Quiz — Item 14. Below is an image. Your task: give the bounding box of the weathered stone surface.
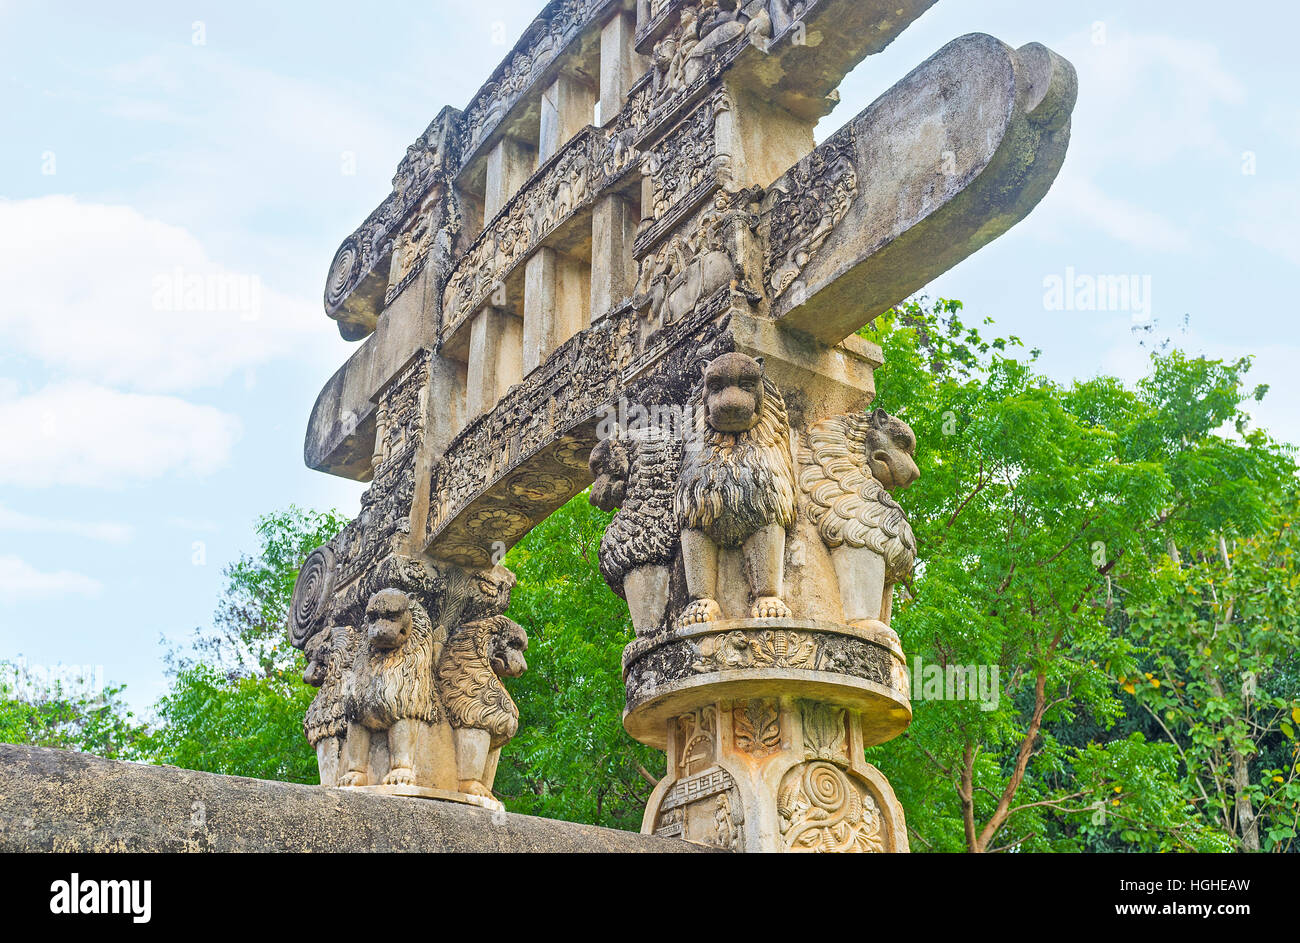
[768,33,1078,344]
[622,618,910,746]
[293,0,1077,853]
[637,700,910,852]
[0,745,711,853]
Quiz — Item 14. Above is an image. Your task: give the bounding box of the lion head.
[859,409,919,492]
[676,353,796,546]
[800,410,919,581]
[364,589,415,651]
[437,615,529,748]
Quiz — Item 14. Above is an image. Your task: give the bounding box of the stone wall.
[0,745,712,854]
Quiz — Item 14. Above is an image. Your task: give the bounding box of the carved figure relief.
[589,427,681,635]
[654,763,744,849]
[436,613,529,797]
[302,623,361,786]
[764,125,859,296]
[799,409,919,638]
[633,194,759,341]
[325,112,458,333]
[637,90,733,253]
[340,589,443,787]
[443,124,639,332]
[676,353,796,623]
[691,629,817,672]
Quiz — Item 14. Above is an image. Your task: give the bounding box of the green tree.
[0,661,144,759]
[168,505,349,680]
[142,505,347,781]
[144,663,319,782]
[496,496,665,830]
[862,299,1291,852]
[1125,485,1300,851]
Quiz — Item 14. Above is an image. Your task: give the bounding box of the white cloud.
[1062,30,1246,171]
[0,381,241,488]
[1048,29,1248,254]
[0,555,103,603]
[0,505,132,542]
[0,196,328,393]
[1230,181,1300,267]
[1051,176,1192,253]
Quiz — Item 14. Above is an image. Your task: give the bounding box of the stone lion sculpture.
[589,427,681,635]
[339,588,442,787]
[676,352,797,623]
[436,614,529,797]
[799,409,919,641]
[302,623,360,786]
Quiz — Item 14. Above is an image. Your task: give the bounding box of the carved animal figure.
[302,623,361,786]
[436,614,529,797]
[590,427,681,635]
[676,352,796,623]
[799,410,919,641]
[339,589,442,787]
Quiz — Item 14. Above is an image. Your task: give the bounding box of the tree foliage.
[862,298,1297,852]
[495,497,665,829]
[6,300,1294,852]
[140,505,348,781]
[0,662,144,759]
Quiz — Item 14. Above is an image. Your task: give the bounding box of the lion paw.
[681,599,723,625]
[459,779,495,798]
[751,597,791,620]
[383,767,417,787]
[848,619,901,651]
[338,770,369,787]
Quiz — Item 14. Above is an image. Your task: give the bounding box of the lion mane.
[676,375,797,547]
[436,615,522,749]
[599,429,681,595]
[303,625,361,746]
[344,597,440,731]
[799,414,917,583]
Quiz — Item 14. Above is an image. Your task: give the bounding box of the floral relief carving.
[733,699,781,756]
[800,700,847,764]
[778,761,886,853]
[764,124,859,296]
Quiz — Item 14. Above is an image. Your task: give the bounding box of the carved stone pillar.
[466,307,523,418]
[539,73,596,164]
[485,137,536,221]
[632,693,910,852]
[591,193,639,319]
[596,344,922,852]
[599,8,643,123]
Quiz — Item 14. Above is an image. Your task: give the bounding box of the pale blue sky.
[2,1,1297,713]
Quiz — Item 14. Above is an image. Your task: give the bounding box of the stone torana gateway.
[290,0,1077,851]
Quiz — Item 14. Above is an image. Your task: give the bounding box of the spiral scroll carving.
[325,241,360,309]
[290,546,336,647]
[777,761,885,853]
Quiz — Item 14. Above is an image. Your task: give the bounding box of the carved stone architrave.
[636,88,734,257]
[424,295,736,567]
[455,0,615,163]
[302,0,1076,853]
[324,111,460,336]
[442,124,642,334]
[764,123,859,298]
